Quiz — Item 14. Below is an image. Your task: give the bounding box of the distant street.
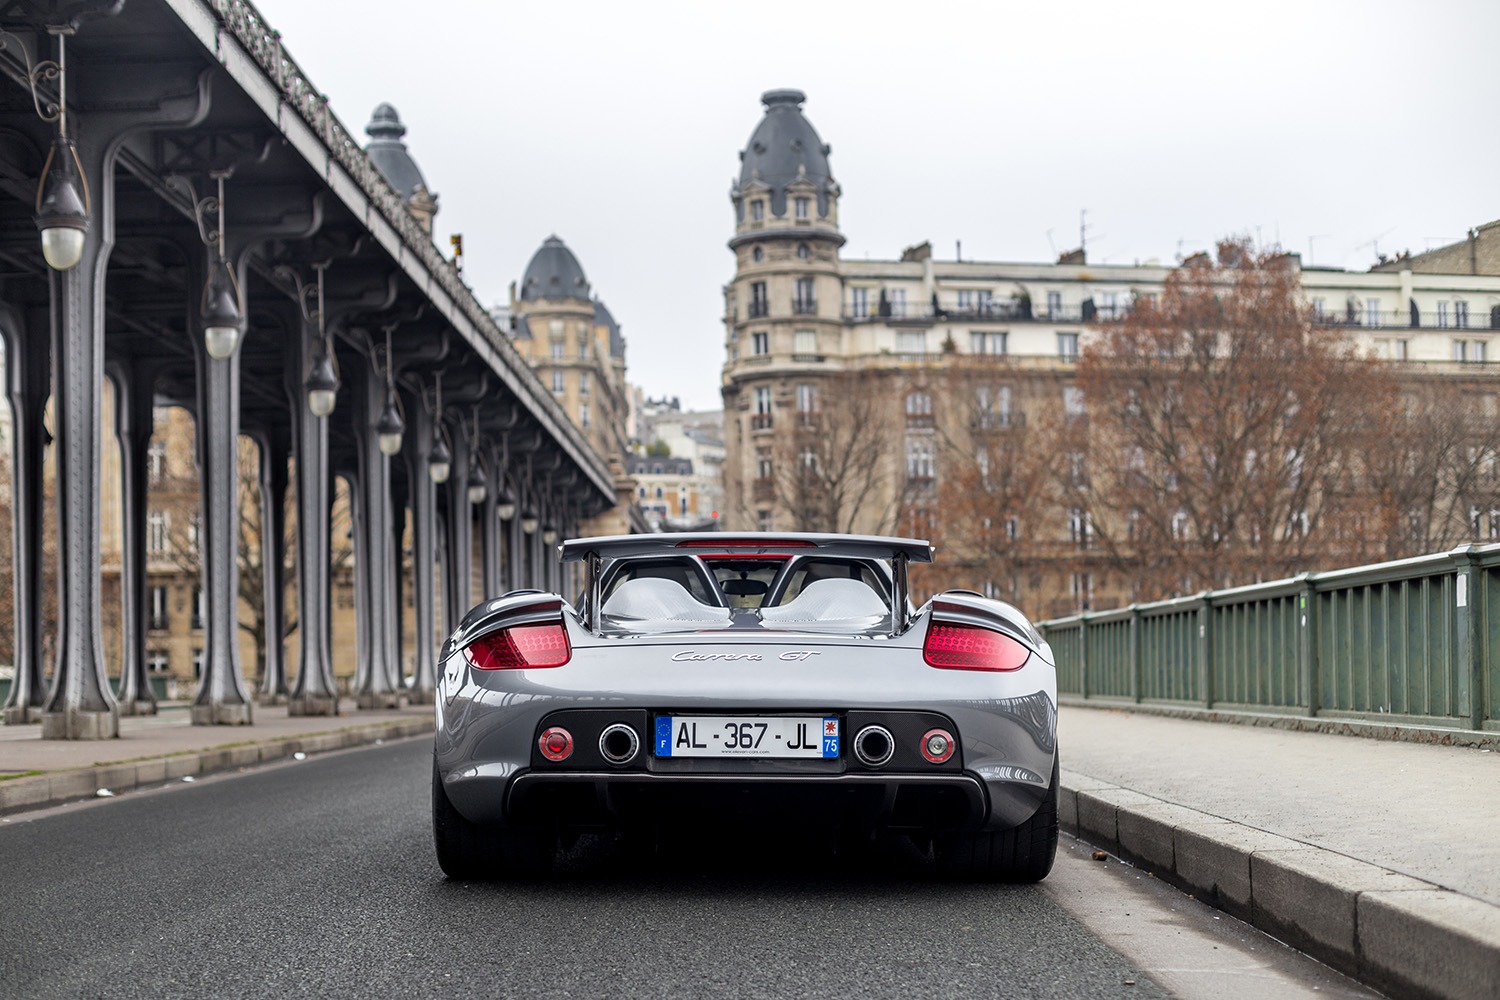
[0,740,1373,1000]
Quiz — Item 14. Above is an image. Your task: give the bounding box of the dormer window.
[795,197,810,220]
[752,246,764,263]
[751,200,765,222]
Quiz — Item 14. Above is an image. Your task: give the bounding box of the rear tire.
[936,756,1059,883]
[432,759,554,880]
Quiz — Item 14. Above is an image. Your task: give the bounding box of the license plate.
[654,716,839,758]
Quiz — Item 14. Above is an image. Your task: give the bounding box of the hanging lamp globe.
[375,391,405,456]
[305,347,339,417]
[35,138,88,272]
[201,267,244,360]
[428,429,452,484]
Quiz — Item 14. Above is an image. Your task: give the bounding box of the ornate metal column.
[284,266,338,716]
[479,438,501,598]
[351,358,399,710]
[390,474,408,693]
[0,303,49,725]
[404,390,437,702]
[255,428,290,704]
[443,424,472,633]
[109,357,158,716]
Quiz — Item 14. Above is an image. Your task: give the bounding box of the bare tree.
[1072,239,1395,599]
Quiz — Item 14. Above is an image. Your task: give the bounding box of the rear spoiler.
[560,532,933,564]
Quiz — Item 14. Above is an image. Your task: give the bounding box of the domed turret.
[732,89,839,222]
[594,297,625,359]
[364,103,438,232]
[521,235,591,302]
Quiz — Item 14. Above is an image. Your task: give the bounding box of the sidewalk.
[1059,706,1499,1000]
[0,702,434,812]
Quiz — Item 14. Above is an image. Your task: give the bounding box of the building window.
[578,371,590,397]
[1099,292,1119,320]
[850,287,869,317]
[187,514,200,556]
[794,278,815,314]
[1064,386,1086,420]
[749,281,768,318]
[751,331,769,355]
[638,486,647,499]
[1437,301,1451,328]
[897,330,926,355]
[970,331,1007,355]
[757,510,773,532]
[655,486,664,499]
[680,494,689,515]
[1389,338,1409,361]
[191,586,204,630]
[905,391,932,417]
[794,196,809,220]
[192,648,204,680]
[756,449,773,480]
[1456,300,1470,329]
[754,386,772,415]
[149,586,168,630]
[1365,298,1382,327]
[147,649,169,673]
[1071,572,1094,610]
[148,510,169,555]
[580,403,590,428]
[888,288,907,318]
[796,383,817,415]
[1046,290,1062,319]
[148,441,166,484]
[552,371,565,394]
[752,245,763,263]
[793,330,816,356]
[1057,332,1080,361]
[550,341,564,360]
[549,319,563,338]
[1454,340,1488,363]
[750,200,764,222]
[905,438,934,480]
[797,243,810,259]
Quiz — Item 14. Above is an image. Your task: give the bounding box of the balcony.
[792,299,817,315]
[747,301,770,319]
[844,302,1088,324]
[1312,306,1498,331]
[148,615,169,631]
[751,413,774,431]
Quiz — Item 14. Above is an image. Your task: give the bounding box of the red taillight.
[921,728,956,764]
[923,621,1030,671]
[538,727,573,761]
[465,623,571,670]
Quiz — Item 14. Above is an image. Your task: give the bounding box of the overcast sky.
[250,0,1500,411]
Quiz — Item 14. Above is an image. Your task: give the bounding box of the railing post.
[1450,544,1481,730]
[1129,606,1142,703]
[1078,613,1090,700]
[1197,592,1214,710]
[1297,573,1319,718]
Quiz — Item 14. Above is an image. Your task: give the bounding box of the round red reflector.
[538,727,573,762]
[921,728,956,764]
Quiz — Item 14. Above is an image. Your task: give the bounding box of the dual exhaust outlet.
[854,724,957,767]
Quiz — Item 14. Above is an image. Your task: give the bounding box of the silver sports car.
[432,532,1059,881]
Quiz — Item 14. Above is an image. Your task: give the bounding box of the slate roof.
[733,89,836,218]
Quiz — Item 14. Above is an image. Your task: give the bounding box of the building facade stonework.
[720,89,1500,617]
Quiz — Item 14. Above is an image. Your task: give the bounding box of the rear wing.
[561,532,932,636]
[559,532,933,564]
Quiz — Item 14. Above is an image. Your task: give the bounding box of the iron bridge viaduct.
[0,0,617,738]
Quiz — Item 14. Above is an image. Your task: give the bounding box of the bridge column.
[42,148,118,740]
[110,358,158,716]
[480,440,501,599]
[404,393,437,702]
[443,426,473,630]
[390,475,408,693]
[287,314,339,716]
[1,303,49,725]
[191,250,252,726]
[352,360,399,710]
[256,430,290,704]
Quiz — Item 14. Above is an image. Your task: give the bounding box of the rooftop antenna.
[1355,227,1396,263]
[1045,228,1057,257]
[1307,235,1331,265]
[1079,209,1090,256]
[956,239,962,262]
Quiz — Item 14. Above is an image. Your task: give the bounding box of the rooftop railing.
[1038,544,1500,732]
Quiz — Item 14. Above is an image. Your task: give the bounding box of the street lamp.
[542,525,558,546]
[465,406,486,504]
[304,264,338,416]
[375,323,404,456]
[169,170,245,360]
[521,511,539,535]
[5,27,92,270]
[496,489,516,521]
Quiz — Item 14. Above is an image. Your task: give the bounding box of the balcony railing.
[750,414,773,431]
[1313,307,1499,331]
[792,299,817,315]
[748,301,770,319]
[845,304,1088,324]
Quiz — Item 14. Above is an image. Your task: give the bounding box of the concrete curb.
[1061,769,1500,1000]
[0,717,435,816]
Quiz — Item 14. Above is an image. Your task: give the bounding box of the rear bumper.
[445,768,1024,835]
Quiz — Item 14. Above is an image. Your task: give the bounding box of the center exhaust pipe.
[599,723,640,766]
[852,725,895,768]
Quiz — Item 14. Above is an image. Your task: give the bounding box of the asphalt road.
[0,739,1374,1000]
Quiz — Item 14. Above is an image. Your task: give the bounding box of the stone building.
[508,236,644,536]
[720,89,1500,617]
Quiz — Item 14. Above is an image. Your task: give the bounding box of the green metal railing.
[1039,544,1498,732]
